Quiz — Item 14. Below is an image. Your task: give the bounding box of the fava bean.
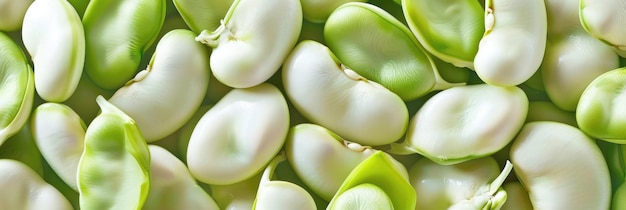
[473,0,547,86]
[325,2,458,101]
[82,0,166,90]
[252,154,316,210]
[187,83,289,185]
[510,121,611,209]
[327,151,415,210]
[22,0,85,102]
[195,0,302,88]
[285,123,374,201]
[77,96,151,210]
[109,29,210,142]
[283,40,408,146]
[0,32,34,146]
[392,84,527,165]
[402,0,484,68]
[31,103,85,191]
[577,67,626,143]
[580,0,626,54]
[408,157,511,210]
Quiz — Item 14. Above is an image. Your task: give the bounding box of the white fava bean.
[0,0,33,31]
[253,155,316,210]
[282,40,408,146]
[408,157,511,210]
[285,123,375,201]
[143,145,220,210]
[109,29,210,142]
[22,0,84,102]
[510,121,611,209]
[394,84,527,165]
[473,0,547,86]
[195,0,302,88]
[187,83,289,185]
[580,0,626,52]
[541,31,619,111]
[31,103,85,191]
[0,159,72,210]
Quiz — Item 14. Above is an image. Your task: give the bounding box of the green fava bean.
[402,0,484,68]
[195,0,302,88]
[327,151,415,210]
[82,0,166,90]
[577,67,626,143]
[325,2,458,101]
[77,95,151,210]
[31,103,85,191]
[22,0,85,102]
[0,32,35,146]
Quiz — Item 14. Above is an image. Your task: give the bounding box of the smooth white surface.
[282,40,408,146]
[186,83,289,185]
[22,0,84,102]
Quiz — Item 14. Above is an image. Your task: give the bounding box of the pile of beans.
[0,0,625,209]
